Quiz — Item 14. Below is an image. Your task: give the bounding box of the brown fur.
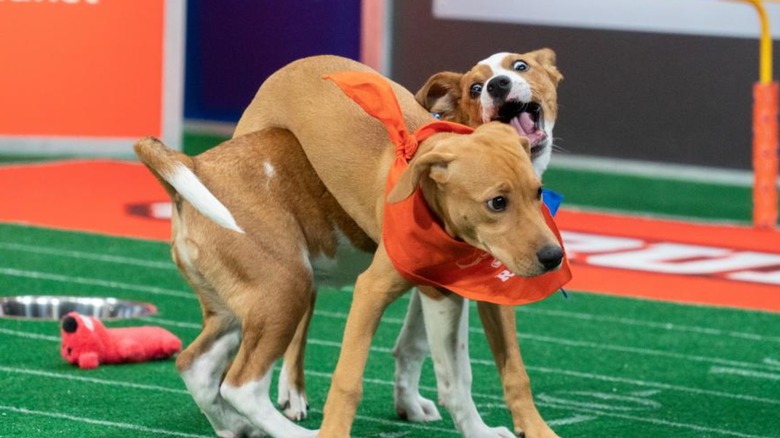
[415,48,562,127]
[137,54,563,438]
[232,55,560,437]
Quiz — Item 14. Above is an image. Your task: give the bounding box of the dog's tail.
[133,137,243,233]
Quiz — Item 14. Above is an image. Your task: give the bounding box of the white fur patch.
[478,53,532,123]
[221,370,317,437]
[263,161,275,178]
[479,52,511,69]
[180,331,253,437]
[393,292,442,422]
[419,294,513,436]
[277,364,308,421]
[165,164,244,233]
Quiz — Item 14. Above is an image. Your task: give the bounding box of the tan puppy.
[230,55,562,437]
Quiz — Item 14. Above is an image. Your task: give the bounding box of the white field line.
[534,401,776,438]
[710,367,780,381]
[141,316,780,407]
[0,327,60,342]
[517,333,778,372]
[0,267,195,300]
[6,236,778,343]
[1,334,774,438]
[7,311,778,408]
[545,414,597,427]
[293,370,780,438]
[0,404,212,438]
[526,366,780,407]
[0,362,762,438]
[0,366,189,394]
[0,365,459,436]
[313,310,780,372]
[0,241,176,270]
[516,306,780,344]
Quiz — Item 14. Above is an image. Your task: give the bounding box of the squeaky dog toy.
[60,311,182,369]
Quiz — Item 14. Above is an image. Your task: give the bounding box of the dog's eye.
[512,60,529,72]
[537,187,543,200]
[469,83,483,99]
[486,196,507,212]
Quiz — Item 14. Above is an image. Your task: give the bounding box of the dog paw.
[279,391,309,421]
[210,405,266,438]
[395,394,442,422]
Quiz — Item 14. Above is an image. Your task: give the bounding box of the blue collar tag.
[543,189,568,300]
[542,188,563,216]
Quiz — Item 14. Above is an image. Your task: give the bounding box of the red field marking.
[1,161,778,313]
[0,160,170,241]
[554,210,780,312]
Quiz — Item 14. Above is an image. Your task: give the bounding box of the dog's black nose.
[487,75,512,100]
[536,245,563,271]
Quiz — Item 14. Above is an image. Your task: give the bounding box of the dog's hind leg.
[392,289,442,422]
[478,302,560,438]
[220,275,317,438]
[278,289,316,421]
[177,314,261,438]
[419,288,515,438]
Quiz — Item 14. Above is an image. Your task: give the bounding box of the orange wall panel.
[0,1,164,138]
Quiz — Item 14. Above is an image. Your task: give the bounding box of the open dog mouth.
[494,101,547,156]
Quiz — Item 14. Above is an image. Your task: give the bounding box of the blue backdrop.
[184,0,362,122]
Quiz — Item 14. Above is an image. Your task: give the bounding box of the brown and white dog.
[390,49,564,437]
[415,49,562,177]
[136,55,563,438]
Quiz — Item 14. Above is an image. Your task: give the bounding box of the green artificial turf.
[1,223,779,437]
[0,131,777,437]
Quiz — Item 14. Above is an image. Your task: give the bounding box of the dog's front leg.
[477,302,560,438]
[392,289,442,422]
[320,245,410,437]
[419,288,515,438]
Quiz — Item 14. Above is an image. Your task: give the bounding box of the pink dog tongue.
[510,112,545,146]
[510,112,535,135]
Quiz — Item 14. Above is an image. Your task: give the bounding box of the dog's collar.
[324,71,571,306]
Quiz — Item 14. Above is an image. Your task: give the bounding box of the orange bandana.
[325,72,571,305]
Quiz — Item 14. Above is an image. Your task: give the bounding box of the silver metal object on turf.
[0,296,156,320]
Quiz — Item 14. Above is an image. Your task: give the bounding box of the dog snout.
[486,75,511,100]
[536,245,563,272]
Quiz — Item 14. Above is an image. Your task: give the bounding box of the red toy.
[60,311,182,369]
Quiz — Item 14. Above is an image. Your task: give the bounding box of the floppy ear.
[529,48,563,86]
[387,151,456,203]
[415,72,464,118]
